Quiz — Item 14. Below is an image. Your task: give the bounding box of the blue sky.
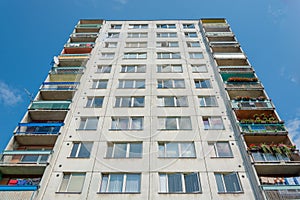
[0,0,300,150]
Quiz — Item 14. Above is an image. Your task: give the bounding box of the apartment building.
[0,19,299,200]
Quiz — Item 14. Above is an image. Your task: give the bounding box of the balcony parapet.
[41,82,79,91]
[50,67,85,75]
[239,123,287,134]
[70,32,98,38]
[205,32,234,37]
[0,150,52,165]
[29,101,71,110]
[231,100,273,110]
[64,42,95,48]
[15,122,63,135]
[75,24,102,29]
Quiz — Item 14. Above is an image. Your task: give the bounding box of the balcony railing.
[225,82,263,89]
[209,41,239,46]
[262,185,300,200]
[214,53,246,59]
[58,54,90,59]
[29,101,71,110]
[0,178,41,191]
[240,123,287,134]
[64,42,94,48]
[205,32,234,37]
[76,24,101,29]
[231,100,273,110]
[251,151,292,162]
[50,67,85,74]
[0,150,52,165]
[70,33,98,38]
[41,82,79,91]
[15,122,63,135]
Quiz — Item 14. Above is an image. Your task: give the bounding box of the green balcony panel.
[221,72,256,82]
[240,123,287,133]
[29,101,71,110]
[76,24,102,28]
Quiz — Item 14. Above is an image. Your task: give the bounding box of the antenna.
[24,88,34,102]
[53,56,59,65]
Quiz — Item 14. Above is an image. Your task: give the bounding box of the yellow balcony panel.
[201,18,226,24]
[49,74,82,82]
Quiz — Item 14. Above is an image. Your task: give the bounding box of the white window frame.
[208,141,233,158]
[128,24,148,29]
[92,79,108,89]
[118,79,145,89]
[191,65,207,73]
[115,96,145,107]
[156,41,179,48]
[159,172,201,193]
[157,52,181,59]
[125,42,147,48]
[121,65,146,73]
[107,33,119,38]
[185,32,198,38]
[195,79,211,88]
[78,117,99,130]
[157,32,177,38]
[97,65,111,73]
[157,24,176,29]
[106,142,143,158]
[101,53,115,59]
[69,142,93,158]
[100,173,141,193]
[157,96,188,107]
[105,42,117,48]
[158,117,192,130]
[183,24,195,29]
[203,116,224,130]
[198,96,218,107]
[59,173,86,193]
[111,117,144,130]
[189,52,203,59]
[187,41,200,47]
[157,79,185,89]
[157,64,182,73]
[110,24,122,29]
[86,96,104,108]
[127,32,148,38]
[124,52,147,59]
[214,172,243,193]
[158,142,196,158]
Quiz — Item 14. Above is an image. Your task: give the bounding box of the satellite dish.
[53,56,59,65]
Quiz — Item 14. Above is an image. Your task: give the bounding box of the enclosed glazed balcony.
[262,185,300,200]
[70,33,98,42]
[231,100,273,110]
[211,46,242,53]
[216,58,249,66]
[40,82,79,100]
[236,110,281,124]
[209,41,239,47]
[75,24,102,33]
[240,123,287,135]
[50,66,85,74]
[221,72,256,82]
[227,90,266,101]
[63,42,94,54]
[15,122,63,135]
[58,54,89,66]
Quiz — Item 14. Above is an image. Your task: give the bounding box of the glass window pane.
[98,81,108,89]
[215,174,225,192]
[176,96,188,107]
[70,143,79,157]
[252,152,265,162]
[164,97,175,107]
[129,143,142,158]
[119,118,129,129]
[185,173,200,193]
[164,80,173,88]
[180,143,195,157]
[94,98,103,107]
[121,97,131,107]
[132,118,143,130]
[179,117,192,130]
[136,80,145,88]
[106,144,113,158]
[159,174,167,193]
[60,174,70,192]
[68,173,85,192]
[224,173,242,192]
[166,143,179,157]
[133,97,144,107]
[168,173,182,192]
[209,117,224,129]
[125,174,140,192]
[174,80,185,88]
[124,80,134,88]
[108,174,123,192]
[86,117,98,129]
[21,155,39,163]
[78,142,92,158]
[158,144,165,157]
[113,143,127,158]
[165,118,177,130]
[216,142,233,157]
[100,175,108,192]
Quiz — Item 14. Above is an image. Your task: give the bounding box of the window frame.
[194,79,212,88]
[115,96,145,107]
[110,24,122,29]
[118,79,145,89]
[58,172,86,193]
[198,96,218,107]
[157,52,181,59]
[157,96,188,107]
[189,52,204,59]
[105,42,117,48]
[157,24,176,29]
[158,117,192,130]
[100,173,141,193]
[125,42,147,48]
[156,41,179,48]
[202,116,224,130]
[69,142,93,158]
[128,24,148,29]
[209,141,233,158]
[97,65,112,73]
[107,32,120,38]
[191,65,207,73]
[78,117,99,130]
[157,32,177,38]
[124,52,147,59]
[121,65,146,73]
[106,142,143,158]
[127,32,148,38]
[187,41,200,47]
[214,172,243,193]
[86,96,104,108]
[157,79,185,89]
[101,53,115,59]
[158,142,196,158]
[183,24,195,29]
[185,32,198,38]
[157,64,182,73]
[111,116,144,130]
[92,79,108,89]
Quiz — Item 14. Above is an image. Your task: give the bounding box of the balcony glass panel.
[64,42,94,48]
[225,82,263,89]
[29,101,70,110]
[76,24,101,28]
[240,123,286,133]
[41,82,79,91]
[16,122,63,135]
[251,152,290,162]
[231,100,273,109]
[50,67,85,74]
[0,150,52,165]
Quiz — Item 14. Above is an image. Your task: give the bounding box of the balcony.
[63,42,94,54]
[225,81,263,90]
[214,52,246,59]
[0,176,41,191]
[205,32,234,37]
[202,23,229,28]
[201,19,226,24]
[240,123,287,135]
[75,24,101,33]
[262,185,300,200]
[212,46,242,53]
[219,67,254,73]
[231,100,273,110]
[40,82,79,100]
[207,36,236,42]
[221,72,256,82]
[58,54,89,66]
[216,58,249,66]
[227,90,266,100]
[50,67,85,74]
[0,150,51,175]
[28,101,70,121]
[209,41,239,47]
[70,33,98,42]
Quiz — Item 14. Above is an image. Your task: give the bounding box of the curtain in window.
[125,174,140,192]
[168,173,182,192]
[108,174,123,192]
[176,96,187,106]
[209,117,224,129]
[166,118,177,130]
[174,80,184,88]
[159,174,167,192]
[179,117,192,130]
[132,118,143,130]
[216,142,232,157]
[184,173,200,193]
[67,173,85,192]
[85,118,98,129]
[119,118,129,129]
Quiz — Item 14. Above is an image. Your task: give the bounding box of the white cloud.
[0,81,22,106]
[286,118,300,147]
[114,0,128,5]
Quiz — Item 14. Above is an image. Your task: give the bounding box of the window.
[198,96,218,107]
[159,173,201,193]
[157,96,188,107]
[183,24,195,29]
[127,32,147,38]
[187,41,200,47]
[124,52,147,59]
[59,173,85,193]
[128,24,148,29]
[100,173,141,193]
[158,142,196,158]
[214,172,242,193]
[157,79,185,89]
[251,152,289,162]
[106,142,142,158]
[111,117,143,130]
[86,97,104,108]
[157,64,182,73]
[157,32,177,38]
[111,24,122,29]
[107,33,119,38]
[191,65,207,73]
[115,96,144,107]
[21,151,48,164]
[203,116,224,130]
[97,65,111,73]
[125,42,147,48]
[101,53,115,59]
[158,117,192,130]
[185,32,198,38]
[105,42,117,48]
[78,117,99,130]
[92,80,108,89]
[118,80,145,89]
[208,142,233,157]
[189,52,203,59]
[121,65,146,73]
[157,24,176,29]
[70,142,93,158]
[156,41,179,47]
[195,79,211,88]
[157,52,181,59]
